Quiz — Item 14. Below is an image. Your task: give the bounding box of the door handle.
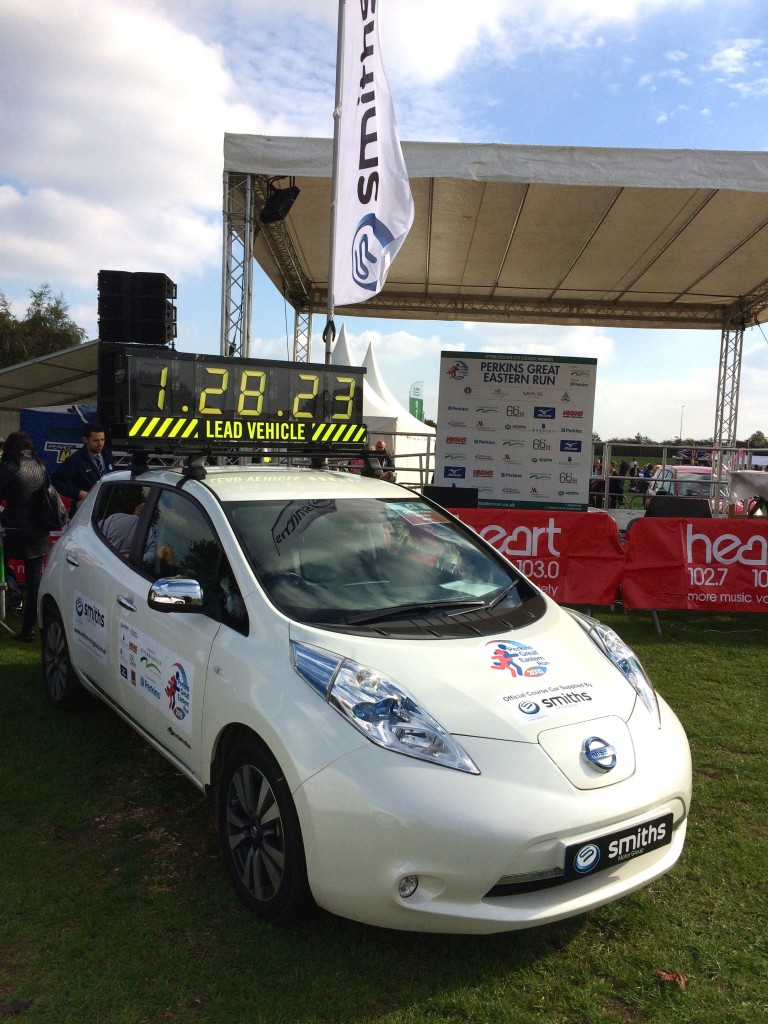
[117,594,137,612]
[66,553,80,567]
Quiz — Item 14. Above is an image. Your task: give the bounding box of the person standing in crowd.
[0,431,51,641]
[52,421,113,514]
[373,440,396,481]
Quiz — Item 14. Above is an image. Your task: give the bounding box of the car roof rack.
[128,445,384,482]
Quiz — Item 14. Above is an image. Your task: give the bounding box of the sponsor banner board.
[622,517,768,611]
[452,509,624,605]
[435,351,597,510]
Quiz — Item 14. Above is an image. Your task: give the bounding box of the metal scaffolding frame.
[222,172,314,361]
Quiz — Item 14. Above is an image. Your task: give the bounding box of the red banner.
[623,517,768,611]
[451,509,624,605]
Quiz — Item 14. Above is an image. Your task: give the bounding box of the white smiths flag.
[333,0,414,307]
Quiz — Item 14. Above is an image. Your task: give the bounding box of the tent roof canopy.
[0,340,100,412]
[226,134,768,330]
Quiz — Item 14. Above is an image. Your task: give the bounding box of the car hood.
[289,602,638,743]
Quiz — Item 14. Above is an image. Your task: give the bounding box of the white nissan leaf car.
[38,464,691,934]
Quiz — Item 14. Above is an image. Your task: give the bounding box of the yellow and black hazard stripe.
[128,417,200,440]
[310,423,367,444]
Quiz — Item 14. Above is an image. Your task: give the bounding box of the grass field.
[1,608,766,1024]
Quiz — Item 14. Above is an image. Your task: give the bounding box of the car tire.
[216,738,312,924]
[41,606,88,710]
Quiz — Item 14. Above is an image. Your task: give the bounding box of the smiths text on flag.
[333,0,414,307]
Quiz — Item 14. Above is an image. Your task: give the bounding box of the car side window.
[93,482,148,559]
[141,488,248,635]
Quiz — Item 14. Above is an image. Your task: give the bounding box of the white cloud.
[0,0,256,298]
[703,38,763,76]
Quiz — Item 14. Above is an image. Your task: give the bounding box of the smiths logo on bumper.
[127,417,368,445]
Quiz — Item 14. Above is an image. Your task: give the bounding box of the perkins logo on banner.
[333,0,414,306]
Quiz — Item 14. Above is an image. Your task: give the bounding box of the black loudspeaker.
[260,185,300,224]
[422,486,479,509]
[646,496,712,518]
[98,270,177,345]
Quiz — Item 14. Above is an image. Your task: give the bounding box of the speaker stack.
[97,270,177,345]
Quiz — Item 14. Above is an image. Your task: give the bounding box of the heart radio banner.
[622,518,768,611]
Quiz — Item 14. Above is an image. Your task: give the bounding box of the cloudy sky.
[2,0,767,441]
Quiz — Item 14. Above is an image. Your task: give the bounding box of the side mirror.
[148,577,204,612]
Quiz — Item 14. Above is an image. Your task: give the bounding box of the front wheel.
[41,607,88,710]
[216,739,312,924]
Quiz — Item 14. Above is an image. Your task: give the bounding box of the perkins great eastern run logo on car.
[487,640,549,678]
[165,662,191,722]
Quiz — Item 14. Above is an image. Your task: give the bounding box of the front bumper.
[293,706,691,934]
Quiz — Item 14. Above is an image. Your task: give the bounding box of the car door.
[109,485,230,781]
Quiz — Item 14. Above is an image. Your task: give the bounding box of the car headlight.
[567,610,660,727]
[291,642,479,774]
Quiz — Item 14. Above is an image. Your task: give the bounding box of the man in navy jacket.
[52,422,113,513]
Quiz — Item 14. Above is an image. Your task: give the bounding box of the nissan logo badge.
[583,736,617,772]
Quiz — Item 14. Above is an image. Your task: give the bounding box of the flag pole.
[324,0,346,365]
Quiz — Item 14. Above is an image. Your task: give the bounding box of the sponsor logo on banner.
[534,407,556,419]
[473,469,494,478]
[686,524,768,565]
[560,440,582,452]
[447,361,470,380]
[478,517,562,557]
[446,436,467,445]
[563,409,584,418]
[444,467,465,479]
[333,0,413,305]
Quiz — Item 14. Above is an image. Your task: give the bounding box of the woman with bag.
[0,431,52,641]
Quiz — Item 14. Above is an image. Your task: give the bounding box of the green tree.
[747,429,768,449]
[0,284,86,369]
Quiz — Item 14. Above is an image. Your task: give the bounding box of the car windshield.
[676,471,711,497]
[226,496,538,629]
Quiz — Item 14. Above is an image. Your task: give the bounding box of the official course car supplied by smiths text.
[37,344,692,934]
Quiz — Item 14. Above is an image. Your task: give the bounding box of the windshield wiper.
[487,582,520,609]
[347,598,487,625]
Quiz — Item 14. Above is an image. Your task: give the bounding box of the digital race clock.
[98,343,367,449]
